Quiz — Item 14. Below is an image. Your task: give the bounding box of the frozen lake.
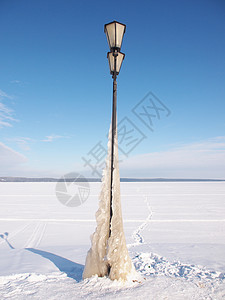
[0,181,225,299]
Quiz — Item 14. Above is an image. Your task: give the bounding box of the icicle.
[107,127,134,280]
[83,124,135,281]
[82,126,112,279]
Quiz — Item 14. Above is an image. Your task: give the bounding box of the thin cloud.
[10,80,28,86]
[42,134,69,142]
[10,80,21,84]
[0,103,16,128]
[6,135,71,152]
[120,136,225,179]
[0,89,17,128]
[0,89,13,100]
[0,142,27,169]
[6,137,34,151]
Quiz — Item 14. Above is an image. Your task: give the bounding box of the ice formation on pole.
[83,125,134,280]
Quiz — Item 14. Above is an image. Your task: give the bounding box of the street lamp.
[104,21,126,52]
[104,21,126,240]
[107,52,125,76]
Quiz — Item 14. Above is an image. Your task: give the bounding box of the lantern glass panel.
[105,22,115,50]
[115,23,126,49]
[116,52,125,73]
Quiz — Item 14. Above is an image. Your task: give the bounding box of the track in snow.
[23,222,47,249]
[0,223,32,247]
[128,195,153,248]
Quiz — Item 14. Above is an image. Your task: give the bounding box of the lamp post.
[82,23,129,280]
[104,21,126,238]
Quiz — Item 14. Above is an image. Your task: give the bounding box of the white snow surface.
[0,180,225,299]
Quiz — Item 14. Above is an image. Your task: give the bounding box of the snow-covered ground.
[0,181,225,299]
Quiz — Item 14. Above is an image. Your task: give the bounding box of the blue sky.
[0,0,225,178]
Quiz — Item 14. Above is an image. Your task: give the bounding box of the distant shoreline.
[0,177,224,182]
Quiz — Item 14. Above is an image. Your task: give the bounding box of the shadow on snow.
[1,232,84,281]
[26,248,84,282]
[0,232,14,249]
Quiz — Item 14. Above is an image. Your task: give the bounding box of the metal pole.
[109,54,117,239]
[107,54,117,276]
